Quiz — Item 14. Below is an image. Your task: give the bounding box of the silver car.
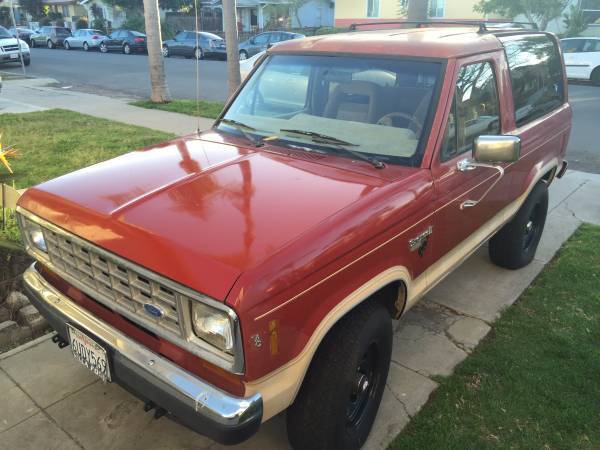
[64,29,108,51]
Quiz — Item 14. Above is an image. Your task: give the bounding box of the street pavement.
[0,169,598,450]
[0,47,229,102]
[567,83,600,174]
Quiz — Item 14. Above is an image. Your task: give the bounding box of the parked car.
[64,29,108,51]
[17,23,570,450]
[238,31,304,60]
[162,31,226,59]
[0,26,30,66]
[30,26,71,49]
[240,50,264,79]
[99,30,147,54]
[561,37,600,86]
[9,27,35,45]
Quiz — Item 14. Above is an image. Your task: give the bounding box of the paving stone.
[16,304,41,327]
[0,412,80,450]
[393,327,468,377]
[386,362,438,417]
[4,291,29,312]
[0,339,97,408]
[0,370,40,432]
[363,385,410,450]
[446,316,491,352]
[427,247,545,323]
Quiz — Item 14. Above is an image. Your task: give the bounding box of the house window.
[367,0,380,18]
[428,0,445,18]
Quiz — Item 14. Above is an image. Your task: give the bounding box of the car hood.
[0,37,20,46]
[19,133,388,301]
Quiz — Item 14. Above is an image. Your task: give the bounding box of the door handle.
[456,158,505,209]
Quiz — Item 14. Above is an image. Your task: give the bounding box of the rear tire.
[47,40,54,49]
[194,47,203,60]
[123,43,131,55]
[64,41,71,50]
[489,181,548,270]
[162,45,169,57]
[83,42,89,51]
[287,301,392,450]
[239,50,248,60]
[591,67,600,87]
[100,42,108,53]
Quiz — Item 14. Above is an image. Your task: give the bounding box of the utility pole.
[222,0,241,97]
[142,0,171,102]
[407,0,429,21]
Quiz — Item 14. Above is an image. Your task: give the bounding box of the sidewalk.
[0,77,214,136]
[1,170,598,450]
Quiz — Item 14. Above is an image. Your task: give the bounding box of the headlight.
[19,217,47,253]
[191,302,234,353]
[19,41,29,50]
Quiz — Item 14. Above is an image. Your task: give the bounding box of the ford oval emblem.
[143,303,164,318]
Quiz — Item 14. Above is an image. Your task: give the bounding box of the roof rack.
[348,20,538,33]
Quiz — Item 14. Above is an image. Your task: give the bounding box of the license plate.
[67,325,111,382]
[10,54,18,59]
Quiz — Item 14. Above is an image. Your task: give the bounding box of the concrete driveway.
[1,170,599,450]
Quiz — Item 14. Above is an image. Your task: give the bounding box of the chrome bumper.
[23,264,262,445]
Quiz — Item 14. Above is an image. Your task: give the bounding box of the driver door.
[432,55,514,259]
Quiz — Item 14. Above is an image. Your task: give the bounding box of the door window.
[441,61,501,161]
[253,33,269,45]
[175,31,186,40]
[561,39,584,53]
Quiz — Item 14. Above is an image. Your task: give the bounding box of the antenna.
[194,0,201,135]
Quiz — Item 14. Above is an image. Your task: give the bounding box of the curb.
[0,331,55,361]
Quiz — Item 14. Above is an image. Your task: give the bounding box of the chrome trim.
[16,206,244,374]
[23,264,262,427]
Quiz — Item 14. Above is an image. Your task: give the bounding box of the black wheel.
[24,58,31,67]
[489,181,548,270]
[239,50,248,60]
[83,42,89,51]
[162,45,169,57]
[100,42,108,53]
[47,40,54,49]
[591,67,600,87]
[64,41,71,50]
[123,43,131,55]
[194,47,203,60]
[287,301,392,450]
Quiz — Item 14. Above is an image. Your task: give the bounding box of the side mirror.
[267,42,273,49]
[474,135,521,164]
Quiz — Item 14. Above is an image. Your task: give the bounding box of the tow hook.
[143,400,168,420]
[52,334,69,349]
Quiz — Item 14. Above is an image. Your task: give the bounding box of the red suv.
[18,22,570,450]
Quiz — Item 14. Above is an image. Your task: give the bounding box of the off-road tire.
[286,301,392,450]
[489,181,548,270]
[591,67,600,87]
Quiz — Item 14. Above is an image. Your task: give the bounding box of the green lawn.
[0,109,173,189]
[130,99,225,119]
[391,223,600,450]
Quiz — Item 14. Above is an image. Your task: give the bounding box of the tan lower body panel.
[246,159,557,422]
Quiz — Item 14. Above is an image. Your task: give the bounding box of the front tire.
[47,40,54,49]
[194,47,203,60]
[162,45,169,57]
[24,57,31,67]
[239,50,248,60]
[489,181,548,269]
[287,301,392,450]
[100,42,108,53]
[123,43,131,55]
[591,67,600,87]
[64,41,71,50]
[83,42,89,51]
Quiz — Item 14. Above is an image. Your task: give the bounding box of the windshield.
[0,26,11,38]
[220,54,442,166]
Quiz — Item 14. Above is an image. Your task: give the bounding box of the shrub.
[121,14,145,33]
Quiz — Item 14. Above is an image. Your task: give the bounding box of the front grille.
[40,225,184,336]
[1,44,19,52]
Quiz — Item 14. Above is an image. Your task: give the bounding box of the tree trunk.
[407,0,429,21]
[142,0,171,103]
[223,0,241,97]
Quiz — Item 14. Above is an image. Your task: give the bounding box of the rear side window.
[582,39,600,52]
[500,34,565,127]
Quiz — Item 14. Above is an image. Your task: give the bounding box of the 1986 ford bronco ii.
[18,22,570,450]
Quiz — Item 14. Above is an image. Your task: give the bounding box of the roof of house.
[270,26,533,59]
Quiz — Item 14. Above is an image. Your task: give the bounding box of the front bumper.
[0,51,29,63]
[23,264,262,445]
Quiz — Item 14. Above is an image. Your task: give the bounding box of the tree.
[563,4,588,37]
[18,0,44,20]
[142,0,171,102]
[223,0,240,97]
[406,0,428,21]
[474,0,569,30]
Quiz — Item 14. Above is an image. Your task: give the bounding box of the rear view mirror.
[474,135,521,163]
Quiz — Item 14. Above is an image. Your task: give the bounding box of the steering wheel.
[377,112,423,135]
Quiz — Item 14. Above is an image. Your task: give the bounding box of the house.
[292,0,335,28]
[40,0,125,30]
[197,0,290,32]
[78,0,126,30]
[42,0,88,28]
[334,0,502,28]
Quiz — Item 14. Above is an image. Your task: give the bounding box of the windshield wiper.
[220,118,264,147]
[280,129,385,169]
